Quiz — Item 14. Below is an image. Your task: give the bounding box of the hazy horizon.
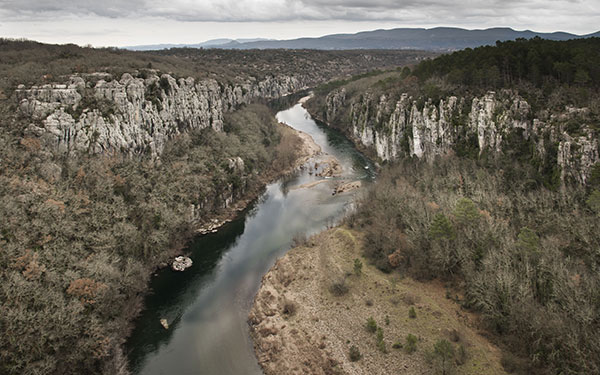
[1,0,598,47]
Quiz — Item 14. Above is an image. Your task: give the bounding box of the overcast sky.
[0,0,598,47]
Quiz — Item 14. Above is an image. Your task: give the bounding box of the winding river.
[126,100,374,374]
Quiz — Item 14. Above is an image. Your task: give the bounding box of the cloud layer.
[1,0,597,25]
[0,0,597,46]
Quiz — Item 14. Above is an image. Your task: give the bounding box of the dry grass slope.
[250,227,506,375]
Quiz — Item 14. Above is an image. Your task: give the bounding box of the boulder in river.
[160,318,169,329]
[172,256,193,271]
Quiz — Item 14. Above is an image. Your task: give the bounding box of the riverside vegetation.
[0,40,428,375]
[304,38,600,374]
[0,103,303,374]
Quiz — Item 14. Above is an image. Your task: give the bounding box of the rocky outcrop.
[171,256,193,271]
[325,88,346,122]
[16,73,309,156]
[324,89,599,185]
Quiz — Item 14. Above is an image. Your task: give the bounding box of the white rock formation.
[171,256,193,272]
[324,88,599,185]
[16,73,308,157]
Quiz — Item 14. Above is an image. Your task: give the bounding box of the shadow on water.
[125,207,253,368]
[126,100,374,375]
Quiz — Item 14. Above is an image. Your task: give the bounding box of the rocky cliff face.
[323,89,599,185]
[16,73,307,156]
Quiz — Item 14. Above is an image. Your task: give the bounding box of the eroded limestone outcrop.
[323,89,599,185]
[16,73,308,156]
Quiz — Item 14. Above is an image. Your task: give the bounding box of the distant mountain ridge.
[125,38,271,51]
[125,27,600,51]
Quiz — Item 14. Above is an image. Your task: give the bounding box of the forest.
[412,37,600,89]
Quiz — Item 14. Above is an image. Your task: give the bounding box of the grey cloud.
[0,0,597,25]
[0,0,147,18]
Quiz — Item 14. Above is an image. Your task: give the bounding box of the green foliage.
[517,227,540,255]
[430,213,455,240]
[432,339,456,375]
[453,131,479,159]
[413,37,600,90]
[353,258,363,276]
[434,339,455,358]
[405,334,418,354]
[587,190,600,214]
[145,81,163,110]
[384,315,390,325]
[314,70,385,95]
[349,345,361,361]
[366,317,377,333]
[399,66,411,79]
[309,39,600,184]
[376,327,388,353]
[392,341,403,349]
[456,344,467,366]
[453,198,480,226]
[408,306,417,319]
[66,91,118,121]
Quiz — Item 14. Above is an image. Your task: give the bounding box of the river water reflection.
[126,101,374,375]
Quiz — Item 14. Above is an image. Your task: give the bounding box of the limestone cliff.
[321,89,599,185]
[16,72,307,156]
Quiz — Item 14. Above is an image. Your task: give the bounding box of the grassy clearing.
[251,227,506,374]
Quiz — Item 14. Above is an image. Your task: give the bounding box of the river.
[126,100,374,374]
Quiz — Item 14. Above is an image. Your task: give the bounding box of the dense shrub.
[348,345,361,361]
[329,279,349,296]
[353,258,363,275]
[413,37,600,90]
[431,339,455,375]
[366,317,377,333]
[408,306,417,319]
[0,103,302,375]
[376,327,387,353]
[350,156,600,373]
[405,334,418,354]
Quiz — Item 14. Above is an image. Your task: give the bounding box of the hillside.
[306,37,600,187]
[0,39,432,91]
[251,227,507,375]
[302,37,600,374]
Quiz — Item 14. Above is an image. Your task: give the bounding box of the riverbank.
[192,122,322,236]
[249,227,507,375]
[125,119,323,372]
[127,100,380,374]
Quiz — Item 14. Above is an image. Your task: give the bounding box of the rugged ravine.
[125,101,374,374]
